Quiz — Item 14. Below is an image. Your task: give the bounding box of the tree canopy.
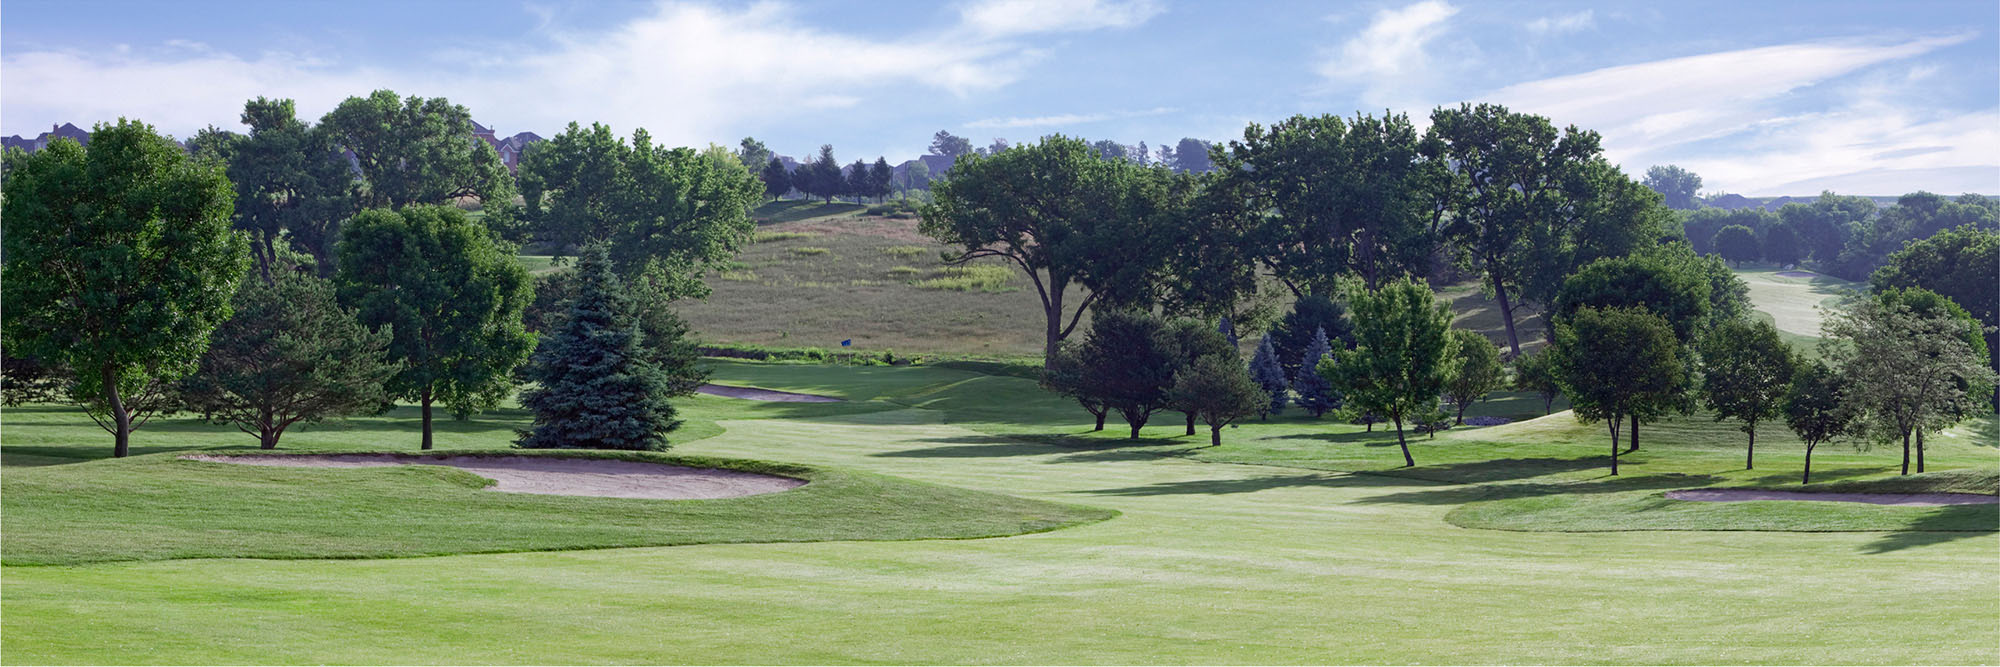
[1697,319,1796,469]
[318,89,513,209]
[518,243,681,451]
[1550,307,1686,475]
[1321,277,1456,466]
[1642,165,1702,210]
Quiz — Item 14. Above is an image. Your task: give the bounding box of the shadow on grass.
[1860,506,2000,553]
[1080,471,1411,497]
[1354,473,1726,506]
[1372,456,1618,484]
[876,432,1197,463]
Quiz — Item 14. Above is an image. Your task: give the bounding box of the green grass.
[754,231,819,243]
[910,265,1016,292]
[4,361,1995,664]
[751,199,867,224]
[1736,267,1865,339]
[787,246,832,256]
[1,448,1111,566]
[882,245,930,258]
[513,255,565,276]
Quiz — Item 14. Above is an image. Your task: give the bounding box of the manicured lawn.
[3,361,1995,664]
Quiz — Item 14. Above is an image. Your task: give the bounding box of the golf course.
[4,351,1995,663]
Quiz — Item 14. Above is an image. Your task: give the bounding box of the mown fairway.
[4,359,1995,664]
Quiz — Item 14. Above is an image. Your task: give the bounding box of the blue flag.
[841,339,852,347]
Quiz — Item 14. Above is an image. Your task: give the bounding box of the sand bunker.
[1666,489,1998,506]
[697,383,842,403]
[185,454,805,500]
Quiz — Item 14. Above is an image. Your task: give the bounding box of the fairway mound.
[697,383,842,402]
[1666,489,1998,506]
[185,454,805,500]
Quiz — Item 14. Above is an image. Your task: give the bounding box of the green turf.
[4,361,1996,664]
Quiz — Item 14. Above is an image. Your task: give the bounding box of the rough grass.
[787,246,831,256]
[910,265,1016,292]
[754,231,819,243]
[881,245,930,258]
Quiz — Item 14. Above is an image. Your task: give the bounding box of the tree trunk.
[1093,410,1106,432]
[261,429,281,450]
[1184,411,1196,436]
[1626,414,1639,453]
[101,364,132,458]
[1916,430,1925,473]
[1454,402,1467,425]
[1900,431,1910,475]
[1490,274,1522,357]
[1393,416,1414,467]
[1802,443,1814,484]
[1607,416,1622,476]
[1209,424,1223,448]
[421,387,436,451]
[1745,427,1755,470]
[1041,290,1064,372]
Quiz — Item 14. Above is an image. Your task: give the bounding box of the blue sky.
[3,0,1995,195]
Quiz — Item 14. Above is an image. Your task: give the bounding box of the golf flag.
[841,339,852,347]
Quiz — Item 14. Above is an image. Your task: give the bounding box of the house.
[3,123,92,153]
[495,131,544,172]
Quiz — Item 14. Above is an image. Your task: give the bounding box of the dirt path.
[696,384,842,402]
[184,454,804,500]
[1666,489,1998,506]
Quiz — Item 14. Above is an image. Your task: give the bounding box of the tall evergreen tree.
[1292,327,1338,417]
[1217,315,1240,348]
[870,157,894,202]
[1249,336,1289,418]
[760,157,790,200]
[519,244,681,450]
[1271,294,1352,378]
[846,159,871,202]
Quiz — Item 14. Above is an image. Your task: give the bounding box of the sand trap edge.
[181,453,807,500]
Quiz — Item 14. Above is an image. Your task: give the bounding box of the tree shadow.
[1859,506,2000,554]
[0,443,263,466]
[875,432,1193,462]
[1375,456,1618,484]
[1352,473,1725,506]
[1263,430,1408,446]
[1080,471,1411,497]
[1743,466,1880,487]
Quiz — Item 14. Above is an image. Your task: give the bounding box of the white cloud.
[958,0,1162,36]
[1,1,1160,145]
[965,106,1175,129]
[1525,10,1593,35]
[1471,34,1995,194]
[1316,1,1460,110]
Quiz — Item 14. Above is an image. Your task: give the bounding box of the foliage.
[1074,310,1179,439]
[1827,192,1997,281]
[1783,358,1852,484]
[1248,335,1289,418]
[1041,342,1110,430]
[1549,307,1686,475]
[0,119,250,456]
[336,206,536,449]
[1163,317,1239,433]
[929,130,973,160]
[1642,164,1702,210]
[920,135,1181,366]
[1871,224,1999,406]
[1290,327,1339,417]
[1760,222,1802,266]
[1269,293,1353,378]
[180,262,399,449]
[1321,277,1456,465]
[737,137,772,174]
[1696,319,1796,469]
[206,97,360,276]
[1167,354,1271,447]
[1825,295,1997,474]
[517,122,763,299]
[519,244,681,450]
[1442,328,1505,424]
[318,89,513,208]
[1712,224,1759,266]
[1510,350,1561,415]
[1551,254,1713,343]
[760,156,790,200]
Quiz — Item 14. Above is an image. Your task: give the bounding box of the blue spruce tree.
[1249,335,1289,418]
[1291,326,1338,418]
[518,243,681,450]
[1217,315,1240,349]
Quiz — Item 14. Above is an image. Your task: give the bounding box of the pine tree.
[870,157,893,202]
[1218,315,1240,348]
[518,243,681,450]
[760,157,790,200]
[1249,336,1289,418]
[1292,327,1338,417]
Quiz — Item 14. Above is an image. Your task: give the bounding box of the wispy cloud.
[1475,34,1993,194]
[1525,10,1593,35]
[0,1,1162,144]
[965,106,1176,129]
[1316,1,1460,110]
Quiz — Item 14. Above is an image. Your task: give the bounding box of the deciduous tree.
[1075,310,1178,439]
[1871,225,1999,409]
[1784,358,1851,484]
[1168,354,1270,447]
[319,89,513,209]
[1321,277,1456,466]
[1712,224,1759,266]
[1442,328,1504,424]
[1549,307,1685,475]
[1642,164,1702,210]
[1,120,250,457]
[1697,319,1796,469]
[1511,350,1561,415]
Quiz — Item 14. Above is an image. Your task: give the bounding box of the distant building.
[3,123,92,153]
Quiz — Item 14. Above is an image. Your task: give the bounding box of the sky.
[3,0,1996,196]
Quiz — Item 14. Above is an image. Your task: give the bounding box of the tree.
[1269,294,1352,379]
[1164,318,1236,435]
[1217,112,1438,293]
[1321,277,1456,466]
[318,89,513,209]
[1442,329,1504,424]
[1551,254,1712,343]
[1697,319,1796,469]
[213,97,360,277]
[1871,225,1999,409]
[1168,355,1270,447]
[737,137,772,174]
[1425,103,1603,355]
[805,145,842,202]
[870,157,894,202]
[518,244,680,450]
[1712,224,1759,266]
[844,159,871,202]
[1291,327,1338,417]
[1511,350,1561,415]
[1042,342,1110,431]
[1784,358,1852,484]
[1642,165,1702,210]
[920,136,1180,368]
[518,122,762,299]
[1249,335,1289,418]
[1170,138,1214,173]
[1776,192,1873,264]
[1090,139,1130,162]
[760,157,791,200]
[1,120,250,457]
[1761,222,1802,266]
[1549,307,1685,475]
[336,206,536,450]
[1217,316,1240,348]
[929,130,973,161]
[1075,310,1178,439]
[181,261,399,449]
